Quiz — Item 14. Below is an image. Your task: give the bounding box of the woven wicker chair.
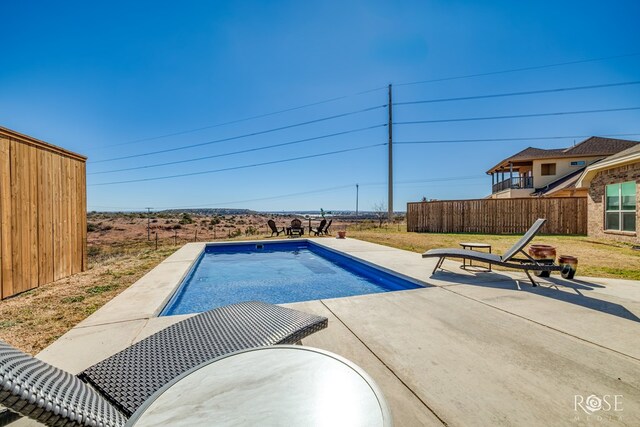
[0,301,328,426]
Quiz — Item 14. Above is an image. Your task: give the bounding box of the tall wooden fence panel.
[407,198,587,235]
[1,127,87,300]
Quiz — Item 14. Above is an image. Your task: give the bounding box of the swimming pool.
[161,241,422,316]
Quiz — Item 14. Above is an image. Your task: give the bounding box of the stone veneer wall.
[587,162,640,243]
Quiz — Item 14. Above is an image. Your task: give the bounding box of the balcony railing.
[492,176,533,193]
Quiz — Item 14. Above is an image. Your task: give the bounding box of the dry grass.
[0,242,178,353]
[349,225,640,280]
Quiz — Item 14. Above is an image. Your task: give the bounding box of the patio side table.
[459,242,492,272]
[125,345,392,427]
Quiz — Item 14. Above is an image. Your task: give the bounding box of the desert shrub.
[210,217,221,225]
[172,224,182,230]
[244,226,258,236]
[87,222,98,232]
[151,219,158,223]
[230,229,242,238]
[87,246,102,258]
[179,213,194,225]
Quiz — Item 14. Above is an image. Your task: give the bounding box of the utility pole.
[355,184,359,218]
[145,207,152,240]
[387,84,393,222]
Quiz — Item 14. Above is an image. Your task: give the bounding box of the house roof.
[576,142,640,188]
[531,167,586,196]
[486,136,639,174]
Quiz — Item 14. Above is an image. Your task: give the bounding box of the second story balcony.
[492,176,534,194]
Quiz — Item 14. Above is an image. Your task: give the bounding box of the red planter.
[528,244,556,261]
[528,244,556,278]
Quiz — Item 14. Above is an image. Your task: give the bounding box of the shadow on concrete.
[430,269,640,323]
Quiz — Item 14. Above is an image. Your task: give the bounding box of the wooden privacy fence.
[407,197,587,235]
[1,127,87,300]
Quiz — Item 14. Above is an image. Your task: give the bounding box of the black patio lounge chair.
[310,219,327,236]
[288,218,304,237]
[423,218,570,286]
[0,301,328,427]
[267,219,285,237]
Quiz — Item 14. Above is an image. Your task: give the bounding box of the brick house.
[576,144,640,243]
[486,137,639,199]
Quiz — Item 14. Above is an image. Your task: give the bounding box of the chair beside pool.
[422,218,566,286]
[322,219,333,235]
[287,218,305,237]
[267,219,286,237]
[310,219,327,236]
[0,301,328,427]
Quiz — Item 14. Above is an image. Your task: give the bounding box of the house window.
[541,163,556,176]
[605,181,636,232]
[570,160,586,167]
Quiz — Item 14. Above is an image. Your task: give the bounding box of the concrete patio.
[14,238,640,426]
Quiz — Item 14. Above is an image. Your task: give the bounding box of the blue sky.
[1,0,639,212]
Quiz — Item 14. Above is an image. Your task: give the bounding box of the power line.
[90,52,639,151]
[396,52,640,87]
[156,184,357,210]
[90,143,386,186]
[89,124,385,175]
[394,106,640,126]
[87,175,485,210]
[394,133,640,145]
[88,185,356,210]
[393,81,640,106]
[90,104,386,163]
[97,86,388,149]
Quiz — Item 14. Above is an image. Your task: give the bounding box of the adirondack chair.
[310,219,327,236]
[267,219,285,237]
[288,218,305,237]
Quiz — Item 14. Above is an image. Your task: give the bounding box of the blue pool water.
[161,241,421,316]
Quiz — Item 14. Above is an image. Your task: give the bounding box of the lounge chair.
[288,218,304,237]
[267,219,285,237]
[0,301,328,426]
[423,218,568,286]
[310,219,327,236]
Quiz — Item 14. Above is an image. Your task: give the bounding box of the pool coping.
[76,238,435,329]
[158,239,431,316]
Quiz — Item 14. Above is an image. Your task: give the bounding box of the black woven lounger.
[0,301,328,427]
[423,218,567,286]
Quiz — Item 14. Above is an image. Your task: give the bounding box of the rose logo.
[585,395,603,413]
